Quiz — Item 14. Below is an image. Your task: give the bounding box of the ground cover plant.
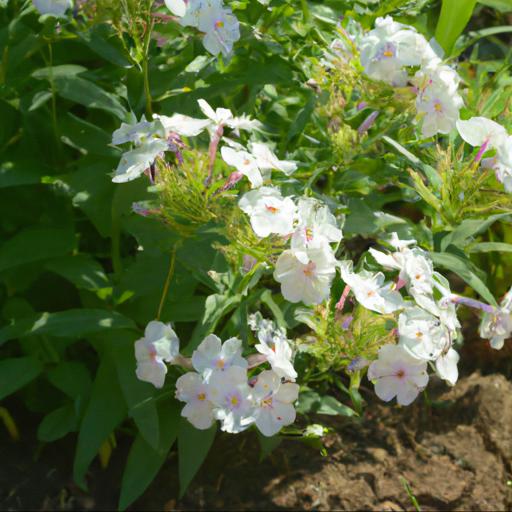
[1,0,512,509]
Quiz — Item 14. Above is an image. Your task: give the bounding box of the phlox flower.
[112,115,165,146]
[339,261,405,314]
[238,187,296,238]
[435,347,460,386]
[479,286,512,350]
[112,138,168,183]
[191,334,247,380]
[208,366,254,433]
[198,3,240,57]
[153,113,211,137]
[274,247,337,306]
[359,16,428,86]
[251,370,299,437]
[175,372,215,429]
[198,99,261,134]
[398,307,448,361]
[253,322,297,381]
[291,197,343,264]
[368,344,429,405]
[33,0,72,16]
[135,321,180,388]
[248,142,297,175]
[221,146,264,188]
[456,116,508,150]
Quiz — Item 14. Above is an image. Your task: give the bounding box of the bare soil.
[2,370,512,511]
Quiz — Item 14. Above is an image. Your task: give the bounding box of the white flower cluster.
[165,0,240,56]
[134,317,299,436]
[110,99,263,183]
[457,116,512,193]
[359,16,463,138]
[239,191,343,306]
[339,234,462,405]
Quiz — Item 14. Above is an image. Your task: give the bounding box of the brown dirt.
[139,372,512,511]
[2,372,512,511]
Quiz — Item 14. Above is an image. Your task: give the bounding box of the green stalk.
[157,245,178,320]
[142,4,154,117]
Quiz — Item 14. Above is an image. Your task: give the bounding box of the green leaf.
[435,0,478,54]
[53,75,126,120]
[0,357,42,400]
[186,293,242,353]
[0,160,48,188]
[0,309,137,346]
[478,0,512,12]
[440,213,511,251]
[78,24,133,68]
[0,227,75,273]
[118,402,181,510]
[37,404,78,442]
[469,242,512,253]
[430,252,498,306]
[297,389,356,417]
[178,420,216,497]
[74,355,127,488]
[257,432,282,461]
[45,255,110,291]
[108,334,160,450]
[32,65,87,80]
[47,361,92,399]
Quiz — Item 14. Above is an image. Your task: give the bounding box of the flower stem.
[157,245,178,320]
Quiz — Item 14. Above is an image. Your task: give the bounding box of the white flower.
[398,307,448,361]
[255,327,297,381]
[176,372,215,429]
[274,247,337,306]
[197,2,240,57]
[221,146,264,188]
[249,142,297,175]
[435,348,459,386]
[368,344,429,406]
[112,138,168,183]
[479,286,512,350]
[208,366,254,433]
[112,115,165,146]
[403,249,435,298]
[33,0,72,16]
[238,187,296,237]
[251,370,299,437]
[192,334,247,380]
[413,64,463,138]
[359,16,427,86]
[165,0,187,17]
[291,197,343,264]
[339,261,405,314]
[456,116,508,149]
[135,321,180,388]
[198,99,260,134]
[153,113,210,137]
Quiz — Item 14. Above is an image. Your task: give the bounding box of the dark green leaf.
[0,357,42,400]
[178,420,216,497]
[118,401,181,510]
[38,404,78,442]
[0,309,137,346]
[74,355,127,488]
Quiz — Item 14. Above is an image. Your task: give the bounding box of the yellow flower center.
[216,359,225,369]
[197,392,206,401]
[230,395,239,406]
[215,20,224,29]
[383,50,394,58]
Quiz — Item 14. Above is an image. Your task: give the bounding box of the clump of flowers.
[109,14,512,438]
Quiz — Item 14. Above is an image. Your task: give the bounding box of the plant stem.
[157,245,178,320]
[142,6,154,117]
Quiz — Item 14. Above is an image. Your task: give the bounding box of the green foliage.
[1,0,512,507]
